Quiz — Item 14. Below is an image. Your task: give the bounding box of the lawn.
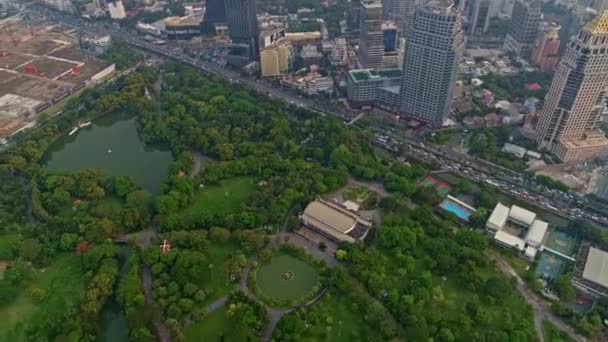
[432,267,536,339]
[256,254,319,302]
[543,320,574,342]
[0,233,22,259]
[274,290,377,342]
[342,186,379,209]
[183,306,257,342]
[195,242,242,304]
[183,177,256,218]
[0,253,86,341]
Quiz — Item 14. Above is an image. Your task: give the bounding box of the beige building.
[260,42,292,77]
[535,12,608,162]
[300,198,371,243]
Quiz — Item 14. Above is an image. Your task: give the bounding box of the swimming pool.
[440,199,473,220]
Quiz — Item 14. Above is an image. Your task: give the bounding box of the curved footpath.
[491,254,587,342]
[237,255,328,342]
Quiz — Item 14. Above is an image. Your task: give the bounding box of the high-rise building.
[260,43,292,77]
[383,21,399,52]
[535,12,608,162]
[530,23,560,71]
[359,0,384,68]
[347,0,362,36]
[398,0,465,125]
[331,37,349,66]
[202,0,226,34]
[593,0,608,14]
[504,0,541,57]
[225,0,259,66]
[386,0,416,34]
[465,0,491,35]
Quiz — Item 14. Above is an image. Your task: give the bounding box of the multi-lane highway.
[30,6,608,229]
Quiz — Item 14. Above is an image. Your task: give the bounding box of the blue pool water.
[440,200,473,220]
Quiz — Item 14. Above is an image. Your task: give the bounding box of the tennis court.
[544,229,577,257]
[535,252,566,280]
[416,175,452,198]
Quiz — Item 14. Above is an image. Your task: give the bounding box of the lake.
[45,114,172,195]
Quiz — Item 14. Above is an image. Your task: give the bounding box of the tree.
[31,288,47,303]
[554,273,575,301]
[60,233,79,251]
[412,186,442,206]
[437,327,455,342]
[318,241,327,251]
[335,249,347,260]
[209,227,231,242]
[468,207,488,229]
[19,239,42,263]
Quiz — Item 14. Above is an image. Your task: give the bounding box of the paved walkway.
[204,295,228,314]
[238,255,328,341]
[491,254,587,342]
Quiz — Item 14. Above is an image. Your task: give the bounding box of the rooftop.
[584,11,608,35]
[486,202,510,230]
[582,247,608,288]
[525,219,549,245]
[508,205,536,226]
[349,68,402,82]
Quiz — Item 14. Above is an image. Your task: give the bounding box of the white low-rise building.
[508,205,537,227]
[494,230,526,251]
[525,219,548,248]
[486,202,509,233]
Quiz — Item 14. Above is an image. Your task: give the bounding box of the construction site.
[0,15,115,137]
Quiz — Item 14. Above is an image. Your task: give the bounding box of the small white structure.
[525,219,548,247]
[526,150,542,160]
[108,1,126,19]
[486,202,510,233]
[502,143,527,158]
[524,246,538,261]
[508,205,536,227]
[342,200,360,212]
[494,230,526,251]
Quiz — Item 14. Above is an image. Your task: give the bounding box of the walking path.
[491,254,586,342]
[204,295,228,314]
[238,255,328,341]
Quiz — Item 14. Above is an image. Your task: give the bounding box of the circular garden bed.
[249,245,325,308]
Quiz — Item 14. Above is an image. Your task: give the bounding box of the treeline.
[340,203,536,341]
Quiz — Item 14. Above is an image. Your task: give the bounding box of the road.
[491,254,587,342]
[28,6,608,229]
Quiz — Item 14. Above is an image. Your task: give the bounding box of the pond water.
[97,245,132,342]
[44,114,172,195]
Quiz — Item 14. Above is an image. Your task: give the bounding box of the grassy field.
[342,186,379,209]
[183,177,256,218]
[0,254,85,341]
[195,242,242,304]
[256,254,319,302]
[274,290,376,342]
[183,306,257,342]
[543,320,574,342]
[0,233,22,259]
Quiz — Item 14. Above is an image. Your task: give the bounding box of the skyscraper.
[225,0,259,66]
[530,23,560,71]
[535,12,608,162]
[465,0,491,35]
[504,0,541,57]
[202,0,226,34]
[398,0,464,125]
[386,0,416,34]
[359,0,384,68]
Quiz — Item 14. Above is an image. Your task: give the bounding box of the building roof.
[508,205,536,226]
[486,202,510,230]
[349,68,402,82]
[303,199,357,233]
[494,230,526,251]
[584,11,608,35]
[582,247,608,288]
[502,143,527,158]
[525,219,548,245]
[525,245,538,259]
